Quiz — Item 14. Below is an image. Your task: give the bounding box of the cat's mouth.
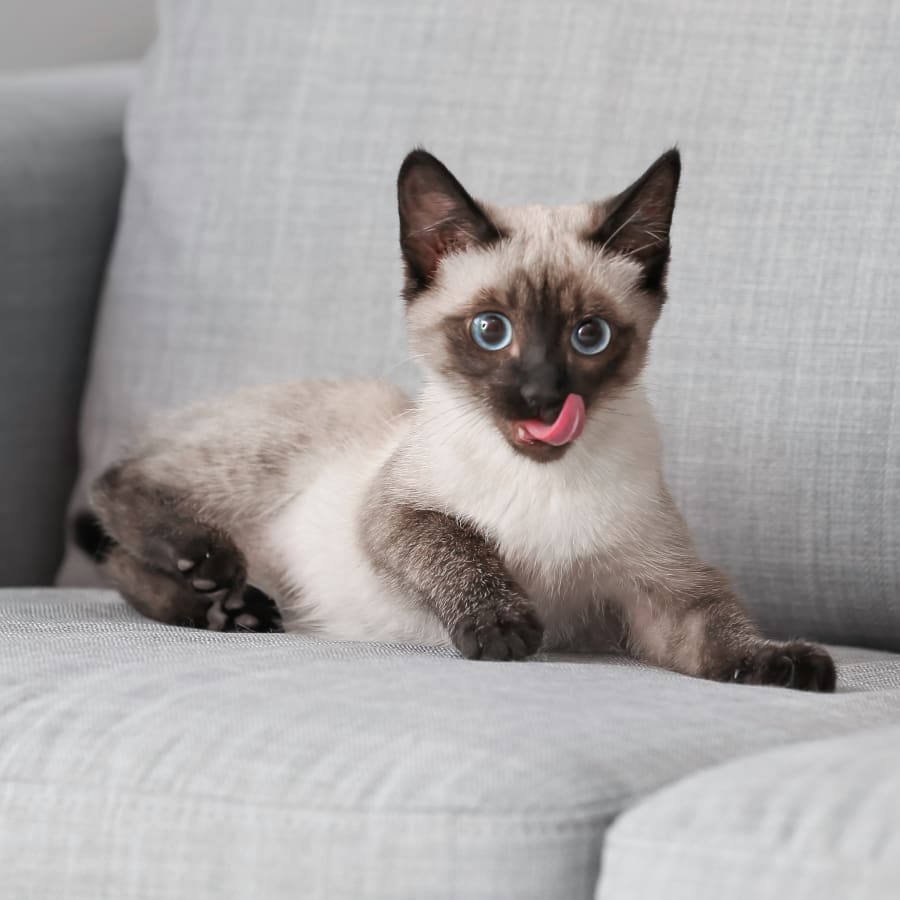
[511,393,586,449]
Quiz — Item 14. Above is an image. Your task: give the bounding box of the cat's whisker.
[598,210,641,254]
[407,215,479,243]
[593,404,633,419]
[628,239,665,257]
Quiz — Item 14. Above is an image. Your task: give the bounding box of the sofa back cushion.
[0,66,129,586]
[60,0,900,650]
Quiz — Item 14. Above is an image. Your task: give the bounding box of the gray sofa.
[1,2,898,898]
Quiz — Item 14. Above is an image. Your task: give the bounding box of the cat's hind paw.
[169,530,246,597]
[207,586,283,633]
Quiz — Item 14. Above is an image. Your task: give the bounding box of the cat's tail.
[72,510,116,564]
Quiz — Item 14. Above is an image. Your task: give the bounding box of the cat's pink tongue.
[517,393,586,446]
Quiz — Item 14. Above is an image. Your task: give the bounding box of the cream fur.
[262,370,668,648]
[256,201,675,646]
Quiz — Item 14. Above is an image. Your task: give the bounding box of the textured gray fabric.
[2,588,900,899]
[0,65,132,586]
[598,727,900,900]
[60,1,900,649]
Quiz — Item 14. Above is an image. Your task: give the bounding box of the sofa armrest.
[0,64,134,586]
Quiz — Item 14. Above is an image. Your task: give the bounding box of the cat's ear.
[590,148,681,293]
[397,149,502,295]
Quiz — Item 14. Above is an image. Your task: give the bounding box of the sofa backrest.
[60,0,900,650]
[0,66,130,586]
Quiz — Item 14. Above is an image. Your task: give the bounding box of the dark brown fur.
[438,272,644,462]
[360,482,542,660]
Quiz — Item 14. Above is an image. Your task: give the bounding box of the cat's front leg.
[612,557,836,692]
[361,497,543,660]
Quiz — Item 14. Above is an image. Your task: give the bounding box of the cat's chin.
[502,421,573,463]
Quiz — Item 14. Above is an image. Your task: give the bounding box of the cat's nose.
[520,381,567,423]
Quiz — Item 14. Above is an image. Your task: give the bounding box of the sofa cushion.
[58,0,900,651]
[2,588,900,899]
[598,726,900,899]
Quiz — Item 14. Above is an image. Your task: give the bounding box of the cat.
[74,147,836,691]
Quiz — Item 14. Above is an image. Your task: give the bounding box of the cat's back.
[143,379,411,451]
[134,379,412,525]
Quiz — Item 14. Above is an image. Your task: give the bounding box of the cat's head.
[397,148,680,462]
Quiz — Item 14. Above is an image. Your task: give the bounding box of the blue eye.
[471,312,513,351]
[571,317,611,355]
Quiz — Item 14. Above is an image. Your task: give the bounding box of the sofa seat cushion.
[2,589,900,899]
[598,726,900,899]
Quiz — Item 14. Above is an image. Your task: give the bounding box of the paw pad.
[206,586,283,634]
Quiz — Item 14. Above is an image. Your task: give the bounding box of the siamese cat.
[75,148,836,691]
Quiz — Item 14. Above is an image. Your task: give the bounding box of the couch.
[1,2,898,897]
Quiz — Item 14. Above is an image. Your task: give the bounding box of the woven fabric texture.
[2,588,900,898]
[599,726,900,899]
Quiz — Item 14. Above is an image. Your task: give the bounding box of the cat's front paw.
[450,603,544,661]
[730,640,836,692]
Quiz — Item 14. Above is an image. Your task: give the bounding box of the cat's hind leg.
[104,542,219,628]
[75,523,283,632]
[73,456,282,632]
[88,460,246,595]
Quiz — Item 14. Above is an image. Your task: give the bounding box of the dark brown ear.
[397,149,501,297]
[590,148,681,293]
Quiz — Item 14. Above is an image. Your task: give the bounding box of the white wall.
[0,0,155,71]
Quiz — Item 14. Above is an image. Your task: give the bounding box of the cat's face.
[398,149,680,462]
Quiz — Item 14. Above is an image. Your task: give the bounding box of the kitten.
[75,148,836,691]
